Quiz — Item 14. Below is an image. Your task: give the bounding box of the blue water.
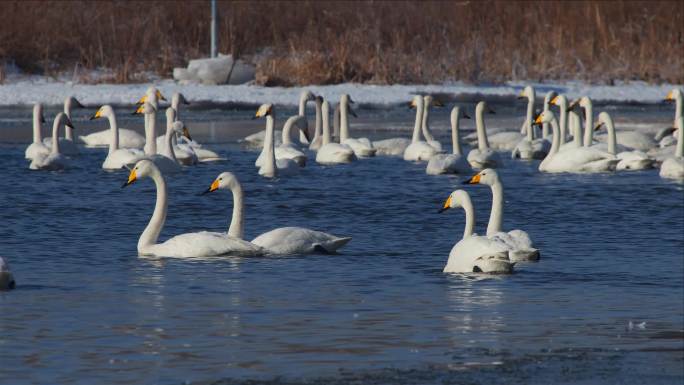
[0,105,682,385]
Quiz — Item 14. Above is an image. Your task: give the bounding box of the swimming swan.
[90,105,145,170]
[316,99,356,164]
[339,94,376,157]
[511,86,550,160]
[467,101,502,169]
[536,111,618,173]
[463,169,540,262]
[243,90,315,147]
[659,116,684,180]
[254,104,300,178]
[426,106,472,175]
[594,112,654,171]
[202,172,352,255]
[122,160,263,258]
[403,95,440,161]
[421,95,444,152]
[25,103,49,160]
[438,190,514,274]
[43,96,84,156]
[373,97,422,157]
[29,112,74,171]
[134,102,182,174]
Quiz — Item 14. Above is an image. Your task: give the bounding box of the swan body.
[426,106,471,175]
[316,100,356,164]
[487,131,524,151]
[404,95,440,161]
[373,138,411,156]
[660,117,684,180]
[25,103,50,160]
[595,112,654,171]
[467,101,501,169]
[29,112,72,171]
[43,96,83,156]
[464,169,540,262]
[536,111,618,173]
[79,128,145,149]
[439,190,514,274]
[0,257,15,291]
[594,131,656,152]
[339,94,376,157]
[243,90,314,147]
[90,105,145,170]
[123,161,263,258]
[256,115,309,167]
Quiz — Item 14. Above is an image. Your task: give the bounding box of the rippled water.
[0,103,682,384]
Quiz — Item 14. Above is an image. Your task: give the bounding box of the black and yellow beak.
[517,90,526,100]
[182,126,192,141]
[89,108,103,120]
[533,113,543,125]
[64,116,75,129]
[200,179,220,195]
[132,104,145,115]
[438,195,452,213]
[136,95,147,105]
[462,173,481,185]
[121,169,137,188]
[594,122,604,132]
[157,90,166,101]
[549,95,559,106]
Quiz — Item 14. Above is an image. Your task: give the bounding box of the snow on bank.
[0,77,679,107]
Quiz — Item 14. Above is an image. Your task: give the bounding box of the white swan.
[339,94,376,157]
[254,104,300,177]
[438,190,514,274]
[657,89,682,147]
[403,95,440,161]
[541,90,558,138]
[90,105,145,170]
[485,99,524,151]
[372,97,421,157]
[316,99,356,164]
[242,90,315,147]
[134,102,182,174]
[426,106,472,175]
[160,107,198,166]
[512,86,550,160]
[464,169,540,262]
[308,95,324,151]
[660,116,684,180]
[594,112,654,171]
[549,94,571,146]
[201,172,352,255]
[43,96,83,156]
[25,103,49,160]
[421,95,444,152]
[467,101,502,169]
[122,161,263,258]
[29,112,73,171]
[0,257,15,291]
[536,111,618,173]
[255,114,309,167]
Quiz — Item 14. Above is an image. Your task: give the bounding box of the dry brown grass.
[0,0,682,85]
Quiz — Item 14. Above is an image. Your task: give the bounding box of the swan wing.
[444,235,513,274]
[145,231,264,258]
[252,227,351,255]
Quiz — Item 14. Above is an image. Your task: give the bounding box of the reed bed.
[0,0,681,85]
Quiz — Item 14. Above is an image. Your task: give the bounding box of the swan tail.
[474,252,514,274]
[509,248,540,262]
[314,237,352,254]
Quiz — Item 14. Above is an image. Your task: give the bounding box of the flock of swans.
[1,85,682,290]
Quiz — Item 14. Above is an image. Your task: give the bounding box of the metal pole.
[210,0,217,58]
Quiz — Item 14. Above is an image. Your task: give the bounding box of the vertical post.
[210,0,217,58]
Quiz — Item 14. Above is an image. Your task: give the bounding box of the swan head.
[549,94,567,107]
[533,110,555,125]
[121,160,158,188]
[172,92,189,106]
[300,90,315,103]
[64,96,85,110]
[578,96,592,108]
[201,172,240,195]
[133,101,157,116]
[253,103,273,119]
[137,87,166,105]
[0,257,15,291]
[54,112,74,130]
[409,95,424,110]
[90,105,115,120]
[173,121,192,141]
[451,106,470,120]
[340,94,357,117]
[518,86,534,100]
[665,89,682,102]
[543,90,558,104]
[463,168,499,186]
[438,189,471,213]
[423,95,444,107]
[34,103,46,123]
[593,111,613,131]
[475,101,495,115]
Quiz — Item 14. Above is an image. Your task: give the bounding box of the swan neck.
[570,112,583,148]
[421,103,435,142]
[108,113,119,153]
[51,115,61,154]
[540,116,560,169]
[542,102,551,138]
[333,106,341,142]
[461,195,475,239]
[605,114,617,155]
[340,100,350,142]
[583,102,594,146]
[298,94,307,116]
[475,106,490,150]
[675,94,682,121]
[261,114,277,177]
[313,99,322,143]
[32,107,42,143]
[144,112,157,155]
[450,111,462,155]
[322,103,331,145]
[525,95,535,140]
[411,99,424,143]
[676,117,683,158]
[228,182,244,238]
[164,125,178,163]
[487,180,504,236]
[63,103,73,141]
[139,170,168,252]
[558,101,567,146]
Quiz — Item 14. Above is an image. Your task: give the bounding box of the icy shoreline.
[0,77,679,107]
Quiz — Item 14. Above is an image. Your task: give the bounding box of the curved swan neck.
[525,92,535,140]
[261,113,277,177]
[164,125,178,163]
[676,117,683,158]
[421,101,436,142]
[298,93,308,116]
[63,100,73,141]
[227,181,244,238]
[603,113,617,155]
[107,112,119,153]
[51,114,62,154]
[540,114,561,170]
[411,98,424,143]
[322,102,331,145]
[340,98,350,142]
[475,104,490,151]
[583,100,594,146]
[32,105,42,144]
[450,108,463,155]
[281,117,299,145]
[144,111,157,156]
[139,170,168,252]
[487,179,504,236]
[460,194,475,239]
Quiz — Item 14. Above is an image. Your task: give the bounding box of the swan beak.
[533,114,543,125]
[182,126,193,141]
[137,95,147,105]
[156,90,167,101]
[40,113,47,123]
[348,106,358,118]
[549,96,559,106]
[517,91,525,99]
[64,116,75,129]
[132,104,145,115]
[201,179,220,195]
[408,99,416,109]
[90,109,103,120]
[462,113,471,119]
[594,122,604,131]
[438,196,452,213]
[122,169,137,188]
[463,174,481,185]
[432,99,445,107]
[664,91,673,101]
[568,99,579,110]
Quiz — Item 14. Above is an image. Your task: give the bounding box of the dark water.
[0,105,682,385]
